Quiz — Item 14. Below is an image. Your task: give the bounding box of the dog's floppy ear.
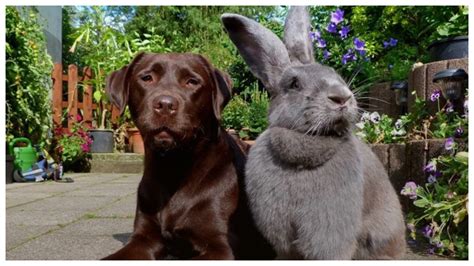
[212,69,232,121]
[106,52,146,115]
[106,65,129,114]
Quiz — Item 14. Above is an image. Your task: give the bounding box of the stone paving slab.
[5,172,450,260]
[7,234,126,260]
[95,193,136,218]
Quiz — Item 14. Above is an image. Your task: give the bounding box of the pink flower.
[76,114,83,122]
[81,143,90,153]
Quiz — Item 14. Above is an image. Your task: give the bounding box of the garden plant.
[4,5,469,259]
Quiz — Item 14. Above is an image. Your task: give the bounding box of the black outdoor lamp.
[433,68,468,101]
[390,81,408,114]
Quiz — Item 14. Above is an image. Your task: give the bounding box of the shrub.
[53,115,92,172]
[222,84,269,140]
[6,7,53,144]
[402,141,468,259]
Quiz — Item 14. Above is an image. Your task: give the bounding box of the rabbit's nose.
[328,94,351,105]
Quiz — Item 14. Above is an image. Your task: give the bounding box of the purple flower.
[330,9,344,25]
[400,181,418,200]
[434,240,444,248]
[317,38,327,48]
[445,137,455,150]
[455,127,464,137]
[383,37,398,48]
[326,22,337,33]
[323,49,331,60]
[339,25,350,39]
[427,247,436,254]
[430,90,441,102]
[342,49,357,65]
[424,160,437,173]
[309,30,321,42]
[389,38,398,47]
[446,102,454,113]
[422,225,434,239]
[353,37,365,55]
[427,171,441,184]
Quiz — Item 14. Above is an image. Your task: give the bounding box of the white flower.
[361,112,371,122]
[395,119,403,130]
[355,131,367,139]
[370,112,380,123]
[391,128,406,136]
[355,122,365,129]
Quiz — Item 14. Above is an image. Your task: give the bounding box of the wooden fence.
[52,64,120,130]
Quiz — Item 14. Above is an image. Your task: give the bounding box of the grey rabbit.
[221,6,406,259]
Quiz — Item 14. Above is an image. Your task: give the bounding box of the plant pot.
[6,154,14,184]
[127,127,144,154]
[427,36,468,62]
[88,129,114,153]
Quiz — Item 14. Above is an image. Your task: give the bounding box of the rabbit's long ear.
[283,6,315,64]
[221,13,290,96]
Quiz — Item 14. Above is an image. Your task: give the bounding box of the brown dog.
[102,52,275,260]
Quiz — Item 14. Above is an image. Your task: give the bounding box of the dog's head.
[106,53,232,152]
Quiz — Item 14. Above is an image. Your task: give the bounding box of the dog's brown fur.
[103,53,274,260]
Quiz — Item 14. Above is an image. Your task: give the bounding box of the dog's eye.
[141,75,153,82]
[186,78,199,86]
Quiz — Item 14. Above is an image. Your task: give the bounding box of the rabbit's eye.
[290,78,299,89]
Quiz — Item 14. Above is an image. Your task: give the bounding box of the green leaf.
[93,90,102,103]
[453,208,467,225]
[413,198,429,208]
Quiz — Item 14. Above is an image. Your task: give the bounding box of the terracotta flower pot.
[127,128,144,154]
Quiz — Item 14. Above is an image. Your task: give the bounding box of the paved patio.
[6,173,444,260]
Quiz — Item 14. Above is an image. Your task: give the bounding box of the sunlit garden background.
[5,6,468,259]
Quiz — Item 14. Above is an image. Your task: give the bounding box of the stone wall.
[367,58,468,118]
[370,139,462,211]
[408,58,468,115]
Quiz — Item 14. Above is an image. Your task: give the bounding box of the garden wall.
[408,58,468,115]
[370,139,464,211]
[367,58,468,118]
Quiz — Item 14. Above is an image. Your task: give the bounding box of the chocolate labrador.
[102,52,275,260]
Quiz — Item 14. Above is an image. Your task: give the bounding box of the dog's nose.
[154,95,179,115]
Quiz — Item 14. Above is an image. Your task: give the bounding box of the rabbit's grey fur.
[222,6,406,260]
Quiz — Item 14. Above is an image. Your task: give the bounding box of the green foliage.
[124,6,277,70]
[67,7,169,128]
[356,92,468,144]
[432,6,468,41]
[63,6,279,127]
[54,120,92,171]
[403,146,468,259]
[222,84,269,140]
[355,112,407,144]
[309,6,465,84]
[6,7,53,145]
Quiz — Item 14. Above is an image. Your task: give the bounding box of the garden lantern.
[390,81,408,114]
[433,68,468,101]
